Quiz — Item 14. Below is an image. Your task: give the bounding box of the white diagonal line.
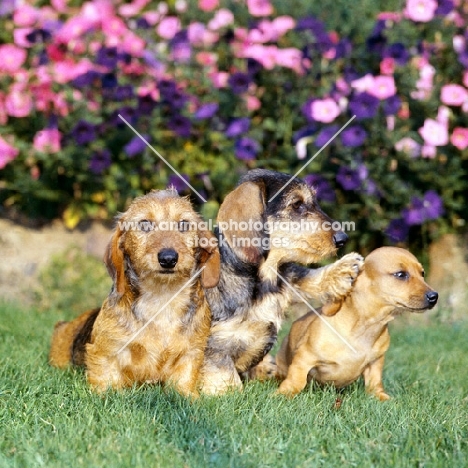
[118,114,207,202]
[272,267,358,354]
[115,266,205,355]
[268,115,356,202]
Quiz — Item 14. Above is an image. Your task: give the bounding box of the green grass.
[1,301,467,468]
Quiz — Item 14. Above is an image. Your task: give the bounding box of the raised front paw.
[323,252,364,301]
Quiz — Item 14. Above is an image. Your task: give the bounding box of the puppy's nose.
[426,291,438,306]
[333,231,348,248]
[158,248,178,269]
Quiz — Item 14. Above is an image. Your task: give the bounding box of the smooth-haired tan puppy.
[276,247,438,400]
[49,190,220,397]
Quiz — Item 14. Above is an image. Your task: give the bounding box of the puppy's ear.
[198,229,220,289]
[104,226,127,296]
[321,301,342,317]
[217,181,266,264]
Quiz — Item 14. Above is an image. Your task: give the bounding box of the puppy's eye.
[291,200,304,210]
[138,219,153,232]
[393,271,409,280]
[178,220,191,232]
[421,271,425,277]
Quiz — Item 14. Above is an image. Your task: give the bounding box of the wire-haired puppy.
[201,169,364,394]
[49,190,220,397]
[276,247,438,399]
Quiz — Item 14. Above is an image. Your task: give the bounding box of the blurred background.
[0,0,467,317]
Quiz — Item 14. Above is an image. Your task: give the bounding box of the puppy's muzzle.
[425,290,438,308]
[332,231,348,248]
[158,248,179,269]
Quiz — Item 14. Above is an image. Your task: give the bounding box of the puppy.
[276,247,438,400]
[49,190,220,397]
[201,169,364,394]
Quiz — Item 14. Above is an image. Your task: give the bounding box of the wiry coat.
[201,170,364,394]
[49,190,220,397]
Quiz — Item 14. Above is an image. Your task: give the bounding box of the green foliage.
[35,247,111,314]
[1,301,468,467]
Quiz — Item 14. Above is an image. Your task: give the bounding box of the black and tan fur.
[49,190,220,397]
[201,169,364,394]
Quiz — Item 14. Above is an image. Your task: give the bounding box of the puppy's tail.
[49,308,100,368]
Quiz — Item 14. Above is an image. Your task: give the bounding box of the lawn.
[1,300,467,468]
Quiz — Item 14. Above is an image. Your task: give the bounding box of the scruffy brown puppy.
[276,247,438,400]
[200,169,364,394]
[49,190,220,397]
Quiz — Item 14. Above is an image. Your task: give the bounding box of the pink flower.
[440,84,468,106]
[0,45,27,73]
[367,76,396,100]
[418,118,449,146]
[121,31,146,56]
[208,9,234,30]
[405,0,437,22]
[56,16,95,42]
[13,5,38,26]
[380,57,395,75]
[450,127,468,150]
[5,87,33,118]
[196,52,217,67]
[245,95,261,111]
[395,137,421,157]
[51,0,68,13]
[0,137,19,168]
[33,128,61,154]
[157,16,181,40]
[208,71,229,88]
[463,71,468,88]
[198,0,219,11]
[421,145,436,158]
[247,0,273,17]
[119,0,150,17]
[310,98,340,123]
[188,22,206,45]
[350,73,374,93]
[436,106,450,125]
[240,44,277,69]
[275,48,303,74]
[271,16,295,37]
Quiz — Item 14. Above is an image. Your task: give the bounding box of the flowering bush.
[0,0,467,252]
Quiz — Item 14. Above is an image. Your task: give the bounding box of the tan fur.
[276,247,438,400]
[49,190,220,398]
[200,170,363,395]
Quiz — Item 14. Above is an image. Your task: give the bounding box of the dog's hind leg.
[200,355,242,395]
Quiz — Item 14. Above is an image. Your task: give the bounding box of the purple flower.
[101,72,117,88]
[158,80,177,98]
[341,125,367,147]
[247,58,263,75]
[292,125,317,145]
[234,137,260,160]
[113,85,134,101]
[143,50,164,71]
[366,20,387,53]
[422,190,444,220]
[72,71,102,88]
[194,103,219,119]
[166,90,188,110]
[228,72,251,94]
[137,94,157,114]
[436,0,454,15]
[383,43,409,65]
[225,118,250,138]
[336,166,362,191]
[303,174,336,202]
[96,47,119,69]
[296,16,326,34]
[402,197,426,226]
[170,30,191,63]
[112,107,138,126]
[89,150,112,174]
[383,95,401,116]
[71,120,96,145]
[335,38,352,59]
[25,28,52,44]
[124,135,149,158]
[385,218,409,243]
[167,174,190,192]
[301,98,316,122]
[0,0,15,16]
[314,125,339,147]
[168,115,192,137]
[349,92,380,119]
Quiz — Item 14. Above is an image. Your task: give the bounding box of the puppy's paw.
[247,354,277,381]
[375,391,391,401]
[322,252,364,301]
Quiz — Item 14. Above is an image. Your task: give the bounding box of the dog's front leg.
[276,349,317,397]
[200,354,242,395]
[295,252,364,303]
[363,355,390,401]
